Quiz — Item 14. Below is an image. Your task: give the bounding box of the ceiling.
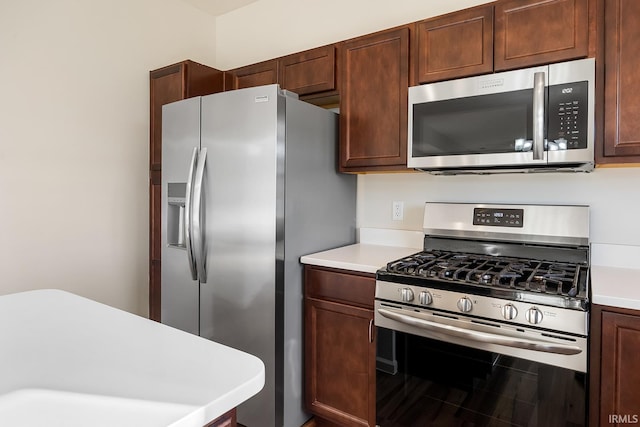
[179,0,260,16]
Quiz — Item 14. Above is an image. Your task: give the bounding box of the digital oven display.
[473,208,524,228]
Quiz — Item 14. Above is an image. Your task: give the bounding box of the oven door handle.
[377,308,582,356]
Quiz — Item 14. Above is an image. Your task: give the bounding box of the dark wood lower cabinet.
[304,266,376,427]
[204,408,236,427]
[590,304,640,426]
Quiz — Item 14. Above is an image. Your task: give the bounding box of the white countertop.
[300,243,420,274]
[591,266,640,310]
[0,289,265,427]
[301,230,640,312]
[590,243,640,311]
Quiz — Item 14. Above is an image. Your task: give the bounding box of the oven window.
[376,328,587,427]
[411,89,535,157]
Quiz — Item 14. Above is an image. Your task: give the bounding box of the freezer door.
[199,85,281,427]
[161,97,201,335]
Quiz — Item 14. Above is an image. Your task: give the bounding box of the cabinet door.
[599,0,640,163]
[149,61,223,321]
[600,310,640,425]
[149,182,162,321]
[279,45,337,96]
[150,61,224,171]
[204,408,237,427]
[150,64,185,173]
[494,0,589,71]
[305,297,375,427]
[416,4,494,83]
[224,60,278,90]
[340,27,409,172]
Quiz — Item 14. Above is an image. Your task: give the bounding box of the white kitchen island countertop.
[0,289,264,427]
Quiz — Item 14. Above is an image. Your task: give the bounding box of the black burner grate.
[386,251,584,298]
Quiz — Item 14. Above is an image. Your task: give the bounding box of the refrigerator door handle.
[192,147,207,283]
[184,147,199,280]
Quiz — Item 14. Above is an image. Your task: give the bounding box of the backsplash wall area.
[357,167,640,247]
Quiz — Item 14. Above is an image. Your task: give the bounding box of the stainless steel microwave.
[408,58,595,174]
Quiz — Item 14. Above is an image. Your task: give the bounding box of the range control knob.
[400,288,414,303]
[502,303,518,320]
[457,297,473,313]
[419,291,433,306]
[525,307,544,325]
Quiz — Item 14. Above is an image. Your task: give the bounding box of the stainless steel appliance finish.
[408,58,595,174]
[375,202,590,372]
[161,85,356,427]
[375,203,590,426]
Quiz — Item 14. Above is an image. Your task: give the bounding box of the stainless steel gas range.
[375,203,590,426]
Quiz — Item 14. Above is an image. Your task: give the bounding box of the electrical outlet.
[392,201,404,221]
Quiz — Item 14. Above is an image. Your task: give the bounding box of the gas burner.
[383,250,586,301]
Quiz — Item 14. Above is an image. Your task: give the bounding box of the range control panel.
[473,208,524,227]
[547,81,589,150]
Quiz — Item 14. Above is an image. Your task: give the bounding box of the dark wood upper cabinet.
[304,266,376,427]
[339,27,410,173]
[415,4,494,84]
[150,61,224,173]
[224,60,278,90]
[148,60,223,321]
[494,0,589,71]
[598,0,640,163]
[279,45,337,96]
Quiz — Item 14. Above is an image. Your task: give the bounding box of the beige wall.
[214,0,492,69]
[0,0,217,316]
[357,168,640,246]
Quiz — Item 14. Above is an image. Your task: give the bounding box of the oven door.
[375,302,587,372]
[375,302,588,426]
[376,327,588,427]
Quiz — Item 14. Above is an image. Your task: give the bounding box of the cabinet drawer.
[304,266,375,309]
[224,60,278,90]
[279,45,337,95]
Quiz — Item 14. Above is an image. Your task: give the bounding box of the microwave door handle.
[532,71,546,160]
[184,147,198,281]
[377,308,582,355]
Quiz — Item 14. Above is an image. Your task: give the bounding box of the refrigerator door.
[199,85,282,427]
[161,97,201,335]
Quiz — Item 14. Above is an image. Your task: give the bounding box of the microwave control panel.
[547,81,589,150]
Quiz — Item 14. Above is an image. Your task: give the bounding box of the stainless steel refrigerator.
[160,85,356,427]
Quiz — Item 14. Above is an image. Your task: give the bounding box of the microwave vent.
[479,78,504,90]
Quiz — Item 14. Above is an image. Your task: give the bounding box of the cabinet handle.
[368,319,374,343]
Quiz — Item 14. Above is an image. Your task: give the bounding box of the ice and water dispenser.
[167,183,187,249]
